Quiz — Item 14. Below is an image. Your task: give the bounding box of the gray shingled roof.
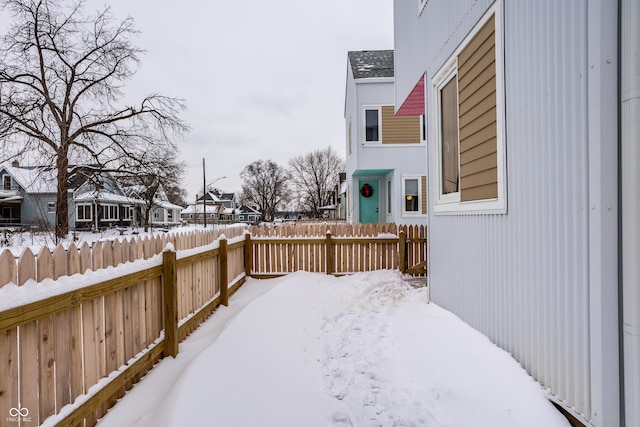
[348,50,394,79]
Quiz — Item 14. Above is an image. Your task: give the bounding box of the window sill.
[433,198,507,215]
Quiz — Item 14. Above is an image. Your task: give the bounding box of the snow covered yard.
[96,270,570,427]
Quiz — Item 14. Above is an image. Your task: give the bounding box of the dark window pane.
[441,77,459,194]
[365,109,379,141]
[405,179,419,212]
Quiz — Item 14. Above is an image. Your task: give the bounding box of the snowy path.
[97,271,570,427]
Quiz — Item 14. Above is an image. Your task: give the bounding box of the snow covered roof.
[237,205,261,215]
[1,164,58,193]
[74,191,143,205]
[154,200,185,211]
[348,50,394,79]
[198,190,235,203]
[0,190,23,202]
[319,204,336,210]
[181,203,223,214]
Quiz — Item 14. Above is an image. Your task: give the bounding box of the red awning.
[396,74,425,116]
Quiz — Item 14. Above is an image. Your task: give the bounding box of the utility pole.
[202,158,207,228]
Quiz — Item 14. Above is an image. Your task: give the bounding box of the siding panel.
[458,14,497,202]
[425,0,594,424]
[381,106,421,144]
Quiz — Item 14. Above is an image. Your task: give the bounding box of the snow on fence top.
[0,226,247,289]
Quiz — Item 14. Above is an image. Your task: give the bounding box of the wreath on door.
[360,183,374,198]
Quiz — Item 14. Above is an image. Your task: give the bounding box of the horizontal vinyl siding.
[458,14,498,201]
[381,106,421,144]
[426,0,596,424]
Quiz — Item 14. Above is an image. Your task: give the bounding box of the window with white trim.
[432,3,506,214]
[76,204,92,221]
[47,202,56,213]
[101,204,118,221]
[364,107,380,142]
[122,206,133,221]
[402,175,427,216]
[3,175,11,190]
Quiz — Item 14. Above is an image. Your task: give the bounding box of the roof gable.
[0,163,57,193]
[348,50,394,79]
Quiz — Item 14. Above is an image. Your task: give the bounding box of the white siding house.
[344,50,427,225]
[393,0,638,426]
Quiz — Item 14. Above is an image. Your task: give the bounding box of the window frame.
[402,175,426,217]
[122,206,133,221]
[76,204,92,221]
[433,63,461,206]
[431,1,507,215]
[101,204,119,221]
[363,106,381,144]
[2,175,11,190]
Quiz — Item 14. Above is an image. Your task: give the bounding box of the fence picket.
[66,243,85,410]
[0,249,16,288]
[52,244,72,411]
[17,248,39,424]
[36,246,55,421]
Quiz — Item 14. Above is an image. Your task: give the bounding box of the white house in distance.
[393,0,639,426]
[344,50,427,225]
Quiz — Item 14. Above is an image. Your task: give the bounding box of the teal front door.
[358,181,379,224]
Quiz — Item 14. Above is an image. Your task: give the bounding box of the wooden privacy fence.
[0,229,246,427]
[247,223,427,277]
[0,223,426,427]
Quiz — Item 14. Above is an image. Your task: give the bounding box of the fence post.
[162,248,178,358]
[399,229,406,274]
[326,231,334,275]
[220,237,229,306]
[244,232,252,277]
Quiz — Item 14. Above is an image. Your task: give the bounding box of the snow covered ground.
[96,270,570,427]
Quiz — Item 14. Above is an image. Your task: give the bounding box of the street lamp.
[202,158,226,228]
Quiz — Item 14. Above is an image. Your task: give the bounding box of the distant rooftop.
[348,50,394,79]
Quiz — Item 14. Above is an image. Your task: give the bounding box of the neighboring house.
[199,189,236,210]
[149,199,184,228]
[0,162,143,231]
[0,161,57,229]
[123,183,184,228]
[180,202,226,225]
[181,189,238,225]
[69,166,143,230]
[236,205,261,223]
[393,1,637,426]
[344,50,427,225]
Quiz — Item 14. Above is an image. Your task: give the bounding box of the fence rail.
[0,223,426,427]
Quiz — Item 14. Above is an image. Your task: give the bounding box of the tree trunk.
[55,149,70,239]
[144,207,151,232]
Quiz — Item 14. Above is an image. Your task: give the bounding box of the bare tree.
[0,0,189,238]
[288,146,345,217]
[240,159,289,222]
[118,148,186,232]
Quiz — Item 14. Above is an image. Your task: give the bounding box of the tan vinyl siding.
[458,14,498,202]
[421,175,427,214]
[381,106,421,144]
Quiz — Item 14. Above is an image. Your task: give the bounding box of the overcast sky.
[75,0,394,201]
